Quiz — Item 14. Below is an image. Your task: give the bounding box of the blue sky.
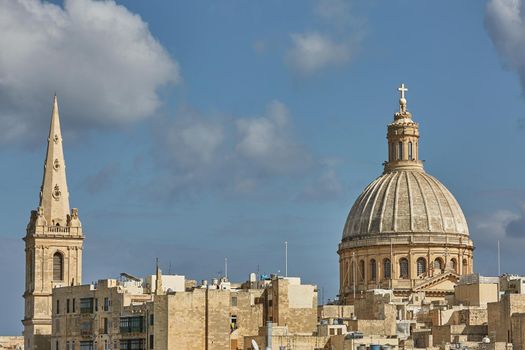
[1,0,525,334]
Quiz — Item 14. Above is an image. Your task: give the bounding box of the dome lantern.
[384,83,424,173]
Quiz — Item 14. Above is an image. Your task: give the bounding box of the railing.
[32,225,83,236]
[339,233,473,249]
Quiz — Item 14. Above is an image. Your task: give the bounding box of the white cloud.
[485,0,525,92]
[150,101,313,198]
[299,168,343,201]
[0,0,179,143]
[236,100,312,174]
[286,33,353,75]
[165,120,225,168]
[314,0,352,27]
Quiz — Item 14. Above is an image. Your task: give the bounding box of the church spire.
[383,83,424,173]
[39,95,71,226]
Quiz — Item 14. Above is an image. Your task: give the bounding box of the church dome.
[342,169,469,240]
[341,83,469,241]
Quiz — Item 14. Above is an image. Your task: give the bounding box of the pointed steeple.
[39,95,71,226]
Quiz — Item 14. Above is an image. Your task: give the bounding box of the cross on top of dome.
[398,83,408,114]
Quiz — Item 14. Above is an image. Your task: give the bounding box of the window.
[67,299,70,313]
[390,143,395,160]
[72,299,76,313]
[79,341,94,350]
[399,258,409,279]
[149,335,154,350]
[462,259,468,273]
[28,252,33,284]
[383,259,391,279]
[149,314,154,326]
[72,341,75,350]
[103,317,108,334]
[120,339,145,350]
[398,142,403,160]
[434,258,443,271]
[80,321,92,336]
[104,340,109,350]
[230,315,238,332]
[416,258,427,275]
[103,297,110,311]
[120,316,144,333]
[79,298,94,314]
[53,252,63,281]
[56,299,60,314]
[408,142,413,160]
[95,298,98,312]
[66,341,69,350]
[231,296,237,307]
[359,260,365,281]
[370,259,377,281]
[56,340,59,350]
[451,258,458,272]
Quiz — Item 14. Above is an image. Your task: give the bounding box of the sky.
[1,0,525,335]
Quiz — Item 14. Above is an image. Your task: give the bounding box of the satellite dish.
[251,339,260,350]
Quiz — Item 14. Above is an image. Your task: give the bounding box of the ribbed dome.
[342,169,469,239]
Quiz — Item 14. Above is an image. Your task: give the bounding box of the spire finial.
[398,83,408,114]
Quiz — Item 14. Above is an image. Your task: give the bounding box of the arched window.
[370,259,377,281]
[416,257,426,276]
[399,258,409,279]
[359,260,365,281]
[28,252,33,284]
[383,259,391,279]
[53,252,63,281]
[390,143,395,160]
[398,142,403,160]
[462,259,468,273]
[434,258,444,271]
[450,258,458,273]
[408,142,413,160]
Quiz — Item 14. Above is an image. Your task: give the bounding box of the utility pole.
[497,240,501,276]
[285,241,288,277]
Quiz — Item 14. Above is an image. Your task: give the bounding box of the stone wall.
[0,336,24,350]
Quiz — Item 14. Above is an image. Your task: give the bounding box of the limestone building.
[23,96,84,350]
[50,273,318,350]
[338,85,474,303]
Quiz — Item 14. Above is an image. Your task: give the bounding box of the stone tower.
[23,96,84,350]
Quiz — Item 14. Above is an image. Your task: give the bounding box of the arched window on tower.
[399,258,409,279]
[462,259,468,274]
[391,143,395,161]
[416,257,426,276]
[408,142,413,160]
[370,259,377,281]
[53,252,63,281]
[398,142,403,160]
[383,259,391,279]
[28,252,33,284]
[359,260,365,281]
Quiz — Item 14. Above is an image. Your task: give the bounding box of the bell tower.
[23,96,84,350]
